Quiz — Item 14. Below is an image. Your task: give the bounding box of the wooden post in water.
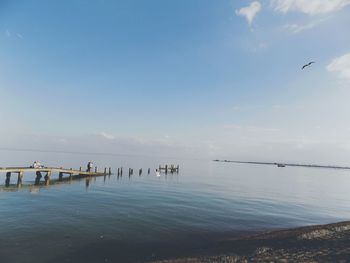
[109,167,111,175]
[5,172,11,187]
[177,165,179,173]
[45,171,51,186]
[148,168,150,174]
[139,168,142,176]
[120,167,123,176]
[16,171,23,187]
[35,171,42,185]
[165,165,168,174]
[104,167,107,174]
[95,167,97,173]
[117,168,120,176]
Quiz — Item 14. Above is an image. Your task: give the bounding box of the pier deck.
[0,167,107,175]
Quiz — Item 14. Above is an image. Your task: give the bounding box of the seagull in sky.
[302,61,315,70]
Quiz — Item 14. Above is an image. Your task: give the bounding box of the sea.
[1,152,350,262]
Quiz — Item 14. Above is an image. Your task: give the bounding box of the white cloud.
[100,132,115,140]
[223,124,280,133]
[4,30,24,39]
[283,17,329,33]
[327,53,350,81]
[284,22,316,33]
[271,0,350,15]
[236,1,262,25]
[252,42,267,52]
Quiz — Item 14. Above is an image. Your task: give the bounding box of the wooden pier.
[158,164,179,174]
[0,166,111,188]
[1,164,181,190]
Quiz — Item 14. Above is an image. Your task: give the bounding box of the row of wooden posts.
[117,164,179,176]
[117,168,151,176]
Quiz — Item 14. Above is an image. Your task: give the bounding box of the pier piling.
[35,171,42,185]
[44,171,51,186]
[17,171,23,187]
[5,172,11,187]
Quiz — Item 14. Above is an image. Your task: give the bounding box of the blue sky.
[1,0,350,163]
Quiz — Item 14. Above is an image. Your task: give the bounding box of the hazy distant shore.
[152,221,350,262]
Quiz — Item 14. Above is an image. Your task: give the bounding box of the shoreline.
[152,221,350,262]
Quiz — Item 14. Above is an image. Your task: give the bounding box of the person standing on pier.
[87,161,93,172]
[32,161,44,168]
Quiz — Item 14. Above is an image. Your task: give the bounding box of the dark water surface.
[1,154,350,262]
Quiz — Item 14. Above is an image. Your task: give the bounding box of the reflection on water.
[1,155,350,262]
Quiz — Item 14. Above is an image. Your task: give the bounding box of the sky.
[0,0,350,164]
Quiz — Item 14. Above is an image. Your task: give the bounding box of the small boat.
[277,163,286,168]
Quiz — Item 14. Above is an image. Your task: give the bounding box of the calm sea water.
[1,153,350,262]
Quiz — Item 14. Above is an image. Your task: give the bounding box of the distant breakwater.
[214,160,350,170]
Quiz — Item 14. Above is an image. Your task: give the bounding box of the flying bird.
[302,61,315,70]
